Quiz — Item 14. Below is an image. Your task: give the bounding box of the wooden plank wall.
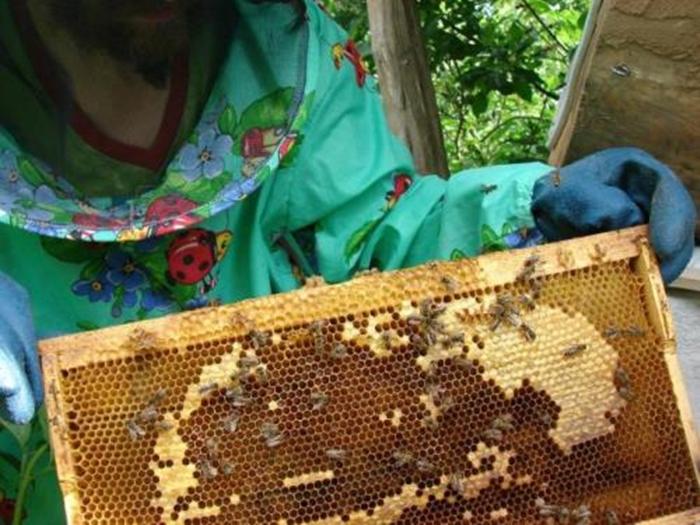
[550,0,700,218]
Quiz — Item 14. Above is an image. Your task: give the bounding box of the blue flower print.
[141,289,175,312]
[504,227,544,249]
[185,296,210,310]
[0,151,20,188]
[211,177,258,215]
[72,273,115,303]
[177,129,233,182]
[105,251,147,291]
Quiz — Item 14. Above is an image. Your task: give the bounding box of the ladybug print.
[385,173,413,209]
[332,39,369,87]
[145,195,199,236]
[166,228,233,292]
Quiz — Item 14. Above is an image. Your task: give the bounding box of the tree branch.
[519,0,570,57]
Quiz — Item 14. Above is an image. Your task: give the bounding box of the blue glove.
[0,272,42,424]
[532,147,697,283]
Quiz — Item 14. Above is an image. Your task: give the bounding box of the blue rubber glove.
[0,272,42,424]
[532,147,697,283]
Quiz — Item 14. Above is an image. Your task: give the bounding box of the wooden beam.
[367,0,449,177]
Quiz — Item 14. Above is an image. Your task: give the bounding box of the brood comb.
[40,227,700,524]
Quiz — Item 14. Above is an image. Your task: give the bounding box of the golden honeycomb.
[40,227,700,525]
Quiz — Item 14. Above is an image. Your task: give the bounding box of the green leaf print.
[76,321,101,332]
[41,237,106,264]
[280,134,304,169]
[79,258,106,281]
[450,249,467,261]
[218,105,238,136]
[170,283,198,308]
[236,88,294,134]
[17,159,46,188]
[344,219,380,261]
[480,224,507,253]
[186,173,232,203]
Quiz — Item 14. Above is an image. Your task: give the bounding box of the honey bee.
[261,422,284,448]
[482,427,504,442]
[380,331,393,351]
[618,386,635,401]
[573,504,591,525]
[225,386,251,408]
[623,326,645,338]
[238,355,260,369]
[535,499,570,522]
[198,383,219,396]
[325,448,347,463]
[605,510,620,525]
[519,293,536,310]
[392,450,414,468]
[199,459,218,480]
[250,329,271,350]
[155,420,174,432]
[330,343,348,360]
[604,327,622,339]
[448,471,465,493]
[310,391,329,410]
[517,255,540,282]
[206,438,220,457]
[591,243,607,263]
[563,344,587,358]
[614,367,631,387]
[456,357,475,372]
[126,419,147,441]
[492,414,515,432]
[149,388,168,405]
[520,323,537,342]
[440,275,460,293]
[415,459,435,473]
[222,414,240,434]
[138,405,160,423]
[551,169,562,188]
[422,416,440,430]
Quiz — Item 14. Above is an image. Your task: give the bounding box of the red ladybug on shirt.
[166,228,232,292]
[385,173,413,209]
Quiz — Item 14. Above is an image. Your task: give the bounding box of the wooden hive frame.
[40,226,700,524]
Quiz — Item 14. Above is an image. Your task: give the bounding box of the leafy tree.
[324,0,588,170]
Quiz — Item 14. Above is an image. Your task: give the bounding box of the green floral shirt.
[0,0,551,522]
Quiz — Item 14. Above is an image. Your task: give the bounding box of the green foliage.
[0,413,51,525]
[324,0,588,170]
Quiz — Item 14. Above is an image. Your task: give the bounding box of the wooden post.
[367,0,449,177]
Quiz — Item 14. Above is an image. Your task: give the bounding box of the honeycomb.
[40,227,700,525]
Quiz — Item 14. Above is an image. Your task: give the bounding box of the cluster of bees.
[488,255,644,403]
[488,255,541,342]
[126,388,171,440]
[536,499,620,525]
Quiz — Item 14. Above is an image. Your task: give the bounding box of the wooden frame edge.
[41,353,82,525]
[38,226,649,370]
[548,0,611,167]
[637,508,700,525]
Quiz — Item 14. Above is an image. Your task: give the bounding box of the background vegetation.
[324,0,589,170]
